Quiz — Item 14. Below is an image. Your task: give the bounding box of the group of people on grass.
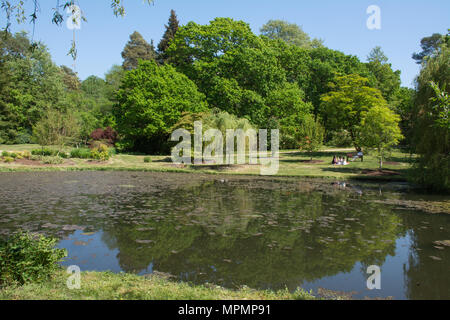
[332,156,348,166]
[331,151,363,166]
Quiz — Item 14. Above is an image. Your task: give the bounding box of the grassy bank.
[0,270,315,300]
[0,145,414,182]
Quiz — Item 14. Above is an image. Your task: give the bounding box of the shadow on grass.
[321,166,413,182]
[279,159,325,164]
[283,151,351,158]
[153,157,172,163]
[386,155,415,164]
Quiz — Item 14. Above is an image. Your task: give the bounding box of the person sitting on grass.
[351,151,363,162]
[332,155,337,165]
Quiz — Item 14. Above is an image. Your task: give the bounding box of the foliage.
[390,87,415,146]
[359,105,403,169]
[90,150,110,161]
[429,81,449,130]
[297,115,325,158]
[264,83,313,148]
[412,32,447,64]
[304,47,374,116]
[121,31,156,71]
[113,60,208,154]
[32,108,80,150]
[2,156,14,163]
[260,20,323,48]
[59,65,81,91]
[166,17,261,78]
[327,130,353,147]
[0,1,154,33]
[31,148,58,157]
[40,156,65,165]
[157,10,179,63]
[90,127,118,146]
[320,74,387,150]
[144,157,152,163]
[70,148,92,159]
[0,31,65,144]
[366,46,401,102]
[0,232,67,287]
[412,43,450,191]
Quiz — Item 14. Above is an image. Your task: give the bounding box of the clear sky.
[3,0,449,87]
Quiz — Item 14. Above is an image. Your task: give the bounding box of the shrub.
[21,151,31,160]
[40,156,64,165]
[89,143,111,161]
[70,148,92,159]
[31,148,58,157]
[2,151,10,157]
[3,157,14,163]
[90,127,118,146]
[90,150,110,161]
[108,147,117,156]
[144,157,152,163]
[9,153,18,159]
[0,232,67,286]
[90,141,109,153]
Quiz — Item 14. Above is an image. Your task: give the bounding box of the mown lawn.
[0,270,315,300]
[0,144,415,182]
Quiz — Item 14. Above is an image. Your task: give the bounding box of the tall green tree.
[32,107,81,151]
[305,47,374,116]
[359,105,403,169]
[59,65,81,91]
[412,32,446,64]
[412,38,449,191]
[157,9,180,63]
[260,20,323,48]
[366,46,401,102]
[121,31,156,71]
[113,60,208,154]
[166,17,261,78]
[0,31,65,144]
[390,87,415,146]
[297,114,325,160]
[320,74,387,150]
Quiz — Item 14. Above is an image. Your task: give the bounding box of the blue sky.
[3,0,449,87]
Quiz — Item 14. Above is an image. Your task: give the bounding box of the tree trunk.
[379,149,383,170]
[349,129,361,152]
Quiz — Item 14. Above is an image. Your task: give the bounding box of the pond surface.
[0,172,449,300]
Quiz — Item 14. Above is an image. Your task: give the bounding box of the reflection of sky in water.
[59,230,156,275]
[58,230,122,273]
[302,234,412,300]
[58,229,415,300]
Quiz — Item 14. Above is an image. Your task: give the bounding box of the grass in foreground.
[0,270,315,300]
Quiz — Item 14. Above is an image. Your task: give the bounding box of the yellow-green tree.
[320,74,387,151]
[359,105,403,169]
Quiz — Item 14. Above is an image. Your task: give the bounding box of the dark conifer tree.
[157,10,180,63]
[121,31,156,71]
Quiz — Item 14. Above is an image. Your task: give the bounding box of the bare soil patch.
[14,159,76,167]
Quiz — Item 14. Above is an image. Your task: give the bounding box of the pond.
[0,171,449,299]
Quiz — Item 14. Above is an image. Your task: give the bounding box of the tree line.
[0,9,448,191]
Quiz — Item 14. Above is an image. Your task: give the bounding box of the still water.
[0,172,449,299]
